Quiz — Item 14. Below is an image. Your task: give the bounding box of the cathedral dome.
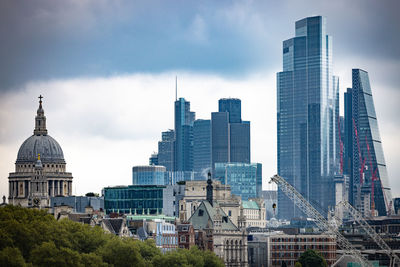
[16,134,65,164]
[16,95,65,164]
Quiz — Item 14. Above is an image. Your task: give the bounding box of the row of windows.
[271,237,334,242]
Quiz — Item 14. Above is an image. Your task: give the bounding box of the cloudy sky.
[1,0,399,199]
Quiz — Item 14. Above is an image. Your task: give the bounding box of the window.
[198,209,204,216]
[228,210,232,216]
[180,236,186,243]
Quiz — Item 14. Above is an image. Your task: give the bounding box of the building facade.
[211,99,251,174]
[214,162,262,201]
[8,96,73,207]
[242,199,267,228]
[174,97,195,172]
[158,130,175,171]
[277,16,339,220]
[177,222,196,249]
[51,196,104,213]
[344,69,393,216]
[269,234,336,266]
[193,119,211,179]
[132,165,166,185]
[103,185,165,215]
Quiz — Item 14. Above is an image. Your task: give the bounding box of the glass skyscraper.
[277,16,339,219]
[174,98,195,172]
[219,98,241,123]
[214,162,262,201]
[344,69,393,216]
[158,130,175,172]
[211,98,250,173]
[193,119,211,179]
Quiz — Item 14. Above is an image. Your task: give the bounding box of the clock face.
[33,198,40,206]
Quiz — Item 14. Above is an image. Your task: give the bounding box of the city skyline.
[1,1,400,201]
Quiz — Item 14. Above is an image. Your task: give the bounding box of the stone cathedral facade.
[8,96,73,207]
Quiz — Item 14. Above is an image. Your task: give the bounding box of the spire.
[34,95,48,135]
[206,172,213,206]
[175,76,178,101]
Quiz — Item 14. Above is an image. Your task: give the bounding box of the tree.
[298,249,327,267]
[0,247,26,267]
[295,262,302,267]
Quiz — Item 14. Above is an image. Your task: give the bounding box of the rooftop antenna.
[175,76,178,101]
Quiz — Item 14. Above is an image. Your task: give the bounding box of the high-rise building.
[193,119,211,179]
[277,16,339,219]
[132,165,166,185]
[214,162,262,201]
[158,130,175,171]
[211,98,250,173]
[174,98,195,172]
[211,112,230,170]
[219,98,241,123]
[344,69,393,216]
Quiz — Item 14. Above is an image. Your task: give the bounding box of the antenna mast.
[175,76,177,101]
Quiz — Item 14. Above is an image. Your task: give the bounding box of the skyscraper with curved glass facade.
[277,16,340,220]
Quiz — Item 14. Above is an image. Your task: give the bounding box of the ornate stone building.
[8,96,73,207]
[188,179,248,267]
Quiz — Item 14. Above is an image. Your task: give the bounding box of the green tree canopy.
[0,205,224,267]
[298,249,327,267]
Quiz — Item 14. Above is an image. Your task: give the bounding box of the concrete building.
[269,233,336,266]
[242,199,267,228]
[8,96,73,208]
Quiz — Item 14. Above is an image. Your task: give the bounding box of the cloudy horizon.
[1,0,399,199]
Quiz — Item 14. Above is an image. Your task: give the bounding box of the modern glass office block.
[277,16,339,219]
[211,112,230,172]
[347,69,393,216]
[174,98,195,172]
[132,165,166,185]
[214,162,262,201]
[103,185,166,215]
[219,98,242,123]
[193,119,211,179]
[158,130,175,172]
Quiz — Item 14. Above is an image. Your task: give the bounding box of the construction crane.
[336,200,400,267]
[270,174,373,267]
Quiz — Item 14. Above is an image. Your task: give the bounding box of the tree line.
[0,205,224,267]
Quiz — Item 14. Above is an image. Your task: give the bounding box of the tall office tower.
[174,98,195,172]
[211,112,230,171]
[193,119,211,179]
[219,98,241,123]
[158,130,175,171]
[277,16,340,220]
[211,98,250,173]
[345,69,393,216]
